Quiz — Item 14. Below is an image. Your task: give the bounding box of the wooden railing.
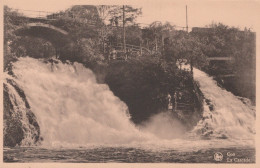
[111,43,151,55]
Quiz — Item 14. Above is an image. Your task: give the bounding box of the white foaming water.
[140,112,187,140]
[8,57,153,147]
[192,68,255,140]
[4,57,255,150]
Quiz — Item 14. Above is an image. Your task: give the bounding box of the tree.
[96,6,114,54]
[164,30,208,73]
[149,21,163,52]
[192,23,255,75]
[4,6,24,68]
[107,5,142,27]
[142,22,175,54]
[125,25,142,45]
[107,5,142,58]
[64,5,101,23]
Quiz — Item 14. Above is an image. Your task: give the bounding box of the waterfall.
[192,68,255,140]
[4,57,152,147]
[3,57,255,148]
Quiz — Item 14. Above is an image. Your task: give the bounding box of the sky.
[3,0,260,31]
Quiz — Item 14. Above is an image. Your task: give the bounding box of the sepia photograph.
[1,0,259,166]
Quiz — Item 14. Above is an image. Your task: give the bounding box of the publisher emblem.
[214,152,223,161]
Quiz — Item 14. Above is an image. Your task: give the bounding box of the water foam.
[192,68,255,140]
[4,57,255,149]
[8,57,154,147]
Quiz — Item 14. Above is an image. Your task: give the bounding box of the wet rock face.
[4,84,24,147]
[3,79,41,147]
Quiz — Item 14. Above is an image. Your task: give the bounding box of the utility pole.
[122,5,127,59]
[186,5,188,32]
[186,5,193,76]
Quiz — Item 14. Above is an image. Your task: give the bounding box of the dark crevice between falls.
[104,60,205,131]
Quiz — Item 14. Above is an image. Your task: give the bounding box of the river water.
[3,57,255,163]
[4,147,255,163]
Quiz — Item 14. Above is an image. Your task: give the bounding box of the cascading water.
[3,78,40,146]
[3,57,255,150]
[4,57,154,147]
[192,68,255,140]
